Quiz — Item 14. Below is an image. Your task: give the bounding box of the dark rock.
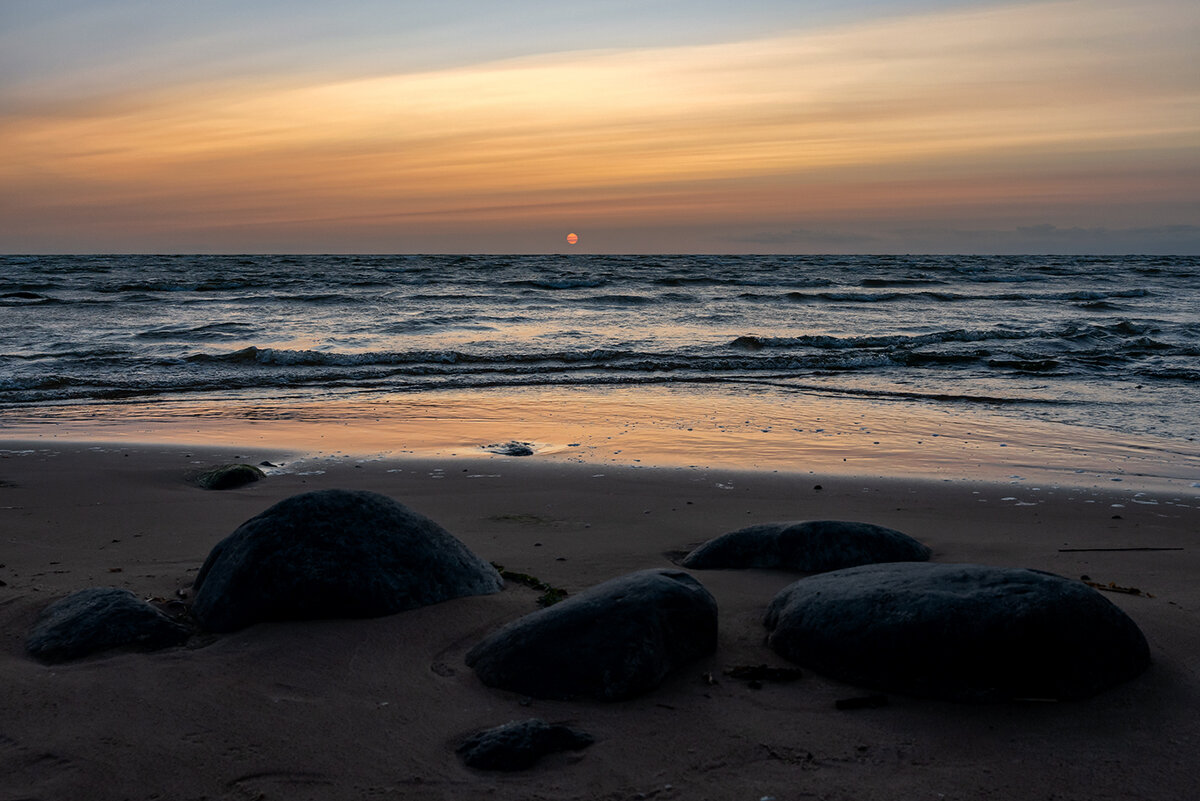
[764,562,1151,702]
[456,719,593,771]
[194,463,265,490]
[681,520,930,572]
[26,587,191,663]
[191,489,502,632]
[465,569,718,701]
[483,441,535,456]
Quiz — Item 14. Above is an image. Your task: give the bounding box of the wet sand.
[1,440,1198,800]
[5,385,1200,492]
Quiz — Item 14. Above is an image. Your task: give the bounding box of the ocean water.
[1,254,1198,452]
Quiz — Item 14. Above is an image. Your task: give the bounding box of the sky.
[1,0,1197,254]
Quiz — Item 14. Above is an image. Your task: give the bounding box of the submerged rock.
[191,489,502,632]
[483,441,535,456]
[764,562,1151,702]
[466,569,718,701]
[26,587,191,663]
[194,463,265,490]
[456,719,593,771]
[681,520,930,572]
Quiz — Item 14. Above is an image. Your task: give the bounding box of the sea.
[2,254,1198,481]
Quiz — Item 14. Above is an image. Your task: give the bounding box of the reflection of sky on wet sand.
[6,385,1198,493]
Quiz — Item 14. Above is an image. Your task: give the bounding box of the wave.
[727,378,1068,406]
[1062,289,1150,301]
[168,343,1020,378]
[135,322,259,341]
[787,289,984,303]
[579,293,656,305]
[985,357,1061,372]
[728,328,1033,351]
[503,277,608,290]
[775,288,1153,305]
[858,278,947,287]
[382,316,503,333]
[654,275,833,288]
[1,291,64,306]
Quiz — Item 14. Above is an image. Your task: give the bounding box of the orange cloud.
[2,0,1196,250]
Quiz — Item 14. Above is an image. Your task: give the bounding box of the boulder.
[682,520,930,572]
[191,489,502,632]
[456,719,593,771]
[764,562,1151,702]
[465,569,718,701]
[194,463,265,490]
[26,587,190,663]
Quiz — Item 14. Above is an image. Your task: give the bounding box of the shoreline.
[3,441,1199,799]
[3,383,1199,495]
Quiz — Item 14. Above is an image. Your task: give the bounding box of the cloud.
[726,228,881,247]
[713,224,1200,255]
[878,224,1200,255]
[1,0,1197,251]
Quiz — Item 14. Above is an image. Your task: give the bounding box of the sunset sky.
[2,0,1197,254]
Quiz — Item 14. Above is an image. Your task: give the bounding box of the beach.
[5,0,1199,793]
[2,437,1198,801]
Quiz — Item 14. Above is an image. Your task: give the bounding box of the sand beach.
[2,432,1197,801]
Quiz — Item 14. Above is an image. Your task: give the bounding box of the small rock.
[26,587,191,663]
[456,719,593,770]
[483,441,535,457]
[193,463,265,490]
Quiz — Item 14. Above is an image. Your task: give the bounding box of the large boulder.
[26,587,191,663]
[682,520,930,572]
[465,569,718,701]
[456,719,593,771]
[191,489,502,632]
[764,562,1151,702]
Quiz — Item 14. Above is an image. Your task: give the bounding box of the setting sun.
[566,232,579,244]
